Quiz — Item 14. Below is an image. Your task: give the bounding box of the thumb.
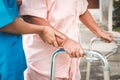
[54,30,68,47]
[54,30,66,40]
[55,35,64,46]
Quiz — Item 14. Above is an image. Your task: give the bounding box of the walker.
[50,49,110,80]
[50,37,120,80]
[86,37,120,80]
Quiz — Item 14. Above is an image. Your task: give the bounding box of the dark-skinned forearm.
[79,10,102,36]
[0,18,44,34]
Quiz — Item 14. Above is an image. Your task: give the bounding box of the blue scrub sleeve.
[0,0,14,28]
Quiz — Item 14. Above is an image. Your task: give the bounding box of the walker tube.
[103,66,110,80]
[84,49,110,80]
[86,37,99,80]
[86,61,91,80]
[50,49,65,80]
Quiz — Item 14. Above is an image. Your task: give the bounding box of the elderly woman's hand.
[97,30,113,43]
[56,36,84,58]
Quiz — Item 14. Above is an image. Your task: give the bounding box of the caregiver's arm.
[22,15,68,46]
[0,18,44,34]
[79,9,113,42]
[0,17,61,47]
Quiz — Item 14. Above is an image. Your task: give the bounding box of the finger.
[107,34,113,40]
[72,49,77,58]
[55,31,62,37]
[39,35,46,42]
[101,36,113,43]
[107,36,113,42]
[79,48,84,57]
[53,41,58,47]
[52,36,58,47]
[55,31,66,40]
[68,52,73,58]
[69,54,73,58]
[109,36,114,41]
[46,40,53,45]
[56,36,64,46]
[105,40,110,43]
[76,48,81,58]
[106,33,113,42]
[50,40,58,46]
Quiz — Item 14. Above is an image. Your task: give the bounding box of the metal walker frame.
[86,37,120,80]
[50,37,120,80]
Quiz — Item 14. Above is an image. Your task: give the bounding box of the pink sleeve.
[79,0,88,15]
[20,0,47,20]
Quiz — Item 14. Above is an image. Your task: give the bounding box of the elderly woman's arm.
[79,9,113,42]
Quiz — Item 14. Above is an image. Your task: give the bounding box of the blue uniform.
[0,0,27,80]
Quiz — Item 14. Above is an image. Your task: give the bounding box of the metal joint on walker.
[103,66,110,71]
[114,37,120,44]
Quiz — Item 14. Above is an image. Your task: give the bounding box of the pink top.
[20,0,88,80]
